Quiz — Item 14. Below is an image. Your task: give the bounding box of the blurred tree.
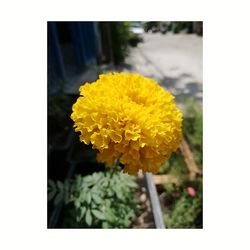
[109,22,130,65]
[143,22,160,33]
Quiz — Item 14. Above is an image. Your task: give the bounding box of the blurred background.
[48,21,203,229]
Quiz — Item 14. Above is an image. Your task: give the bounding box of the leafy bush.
[158,151,188,182]
[48,170,139,228]
[128,33,143,47]
[110,22,130,65]
[172,23,180,34]
[171,22,193,34]
[183,98,203,167]
[159,98,203,228]
[164,182,202,228]
[159,98,202,176]
[143,22,160,32]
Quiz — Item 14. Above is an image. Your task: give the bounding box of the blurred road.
[123,33,203,104]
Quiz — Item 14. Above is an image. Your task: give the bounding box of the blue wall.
[48,22,98,92]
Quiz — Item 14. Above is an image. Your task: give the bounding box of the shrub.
[128,33,143,47]
[183,98,203,167]
[159,98,202,173]
[164,182,202,228]
[171,22,193,34]
[48,170,139,228]
[158,151,188,182]
[160,98,203,228]
[110,22,130,65]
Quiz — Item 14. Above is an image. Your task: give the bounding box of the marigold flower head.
[71,72,182,175]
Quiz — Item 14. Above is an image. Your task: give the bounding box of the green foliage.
[163,182,175,194]
[171,22,193,33]
[128,33,143,47]
[110,22,130,65]
[143,22,160,32]
[159,99,202,176]
[48,170,139,228]
[164,182,202,228]
[159,151,188,182]
[172,23,180,34]
[159,97,203,228]
[183,98,203,167]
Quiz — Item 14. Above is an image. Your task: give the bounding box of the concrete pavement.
[121,33,203,105]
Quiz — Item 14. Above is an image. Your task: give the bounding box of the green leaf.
[85,209,92,226]
[79,191,86,202]
[48,179,55,188]
[101,179,109,188]
[102,221,109,228]
[74,199,81,208]
[64,180,70,191]
[105,209,116,223]
[54,192,63,206]
[76,215,81,222]
[80,207,86,218]
[77,207,86,222]
[107,190,114,197]
[92,209,105,220]
[92,193,102,204]
[57,180,63,190]
[95,173,103,183]
[84,176,94,187]
[75,175,82,188]
[86,192,91,204]
[48,189,56,201]
[127,181,138,188]
[115,189,123,200]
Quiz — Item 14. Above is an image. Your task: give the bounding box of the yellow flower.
[71,72,182,175]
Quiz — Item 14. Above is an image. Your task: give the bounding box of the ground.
[121,33,203,105]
